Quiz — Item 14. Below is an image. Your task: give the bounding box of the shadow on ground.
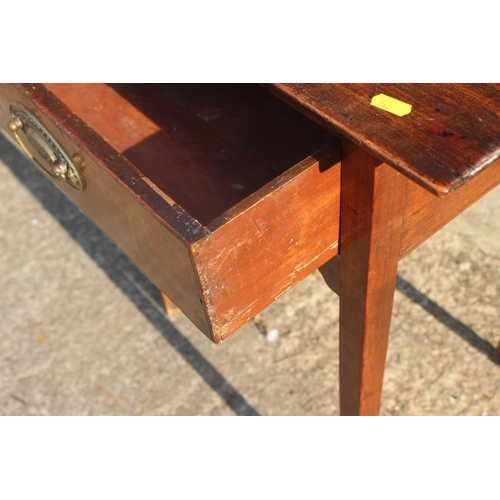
[396,276,499,365]
[0,134,259,416]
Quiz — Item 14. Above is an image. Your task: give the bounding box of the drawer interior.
[46,83,335,226]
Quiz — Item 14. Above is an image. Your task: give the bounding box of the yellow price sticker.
[371,94,412,117]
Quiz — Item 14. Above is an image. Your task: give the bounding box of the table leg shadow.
[395,276,499,366]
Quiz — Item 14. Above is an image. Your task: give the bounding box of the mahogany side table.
[1,83,499,415]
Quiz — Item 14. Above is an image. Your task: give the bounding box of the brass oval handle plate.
[8,102,86,191]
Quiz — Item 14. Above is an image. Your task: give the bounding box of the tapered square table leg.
[339,142,406,416]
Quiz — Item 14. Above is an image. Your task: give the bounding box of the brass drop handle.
[7,102,86,191]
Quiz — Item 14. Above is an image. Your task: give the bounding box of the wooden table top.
[266,84,500,196]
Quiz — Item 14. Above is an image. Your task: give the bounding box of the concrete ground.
[1,133,499,416]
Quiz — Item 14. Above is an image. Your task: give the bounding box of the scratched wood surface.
[195,144,342,341]
[266,84,500,196]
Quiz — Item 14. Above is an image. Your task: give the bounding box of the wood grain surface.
[266,84,500,196]
[339,142,406,416]
[194,144,342,342]
[400,156,500,257]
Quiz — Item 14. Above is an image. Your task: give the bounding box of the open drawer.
[0,84,341,343]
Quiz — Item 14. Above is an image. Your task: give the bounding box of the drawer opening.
[46,83,336,227]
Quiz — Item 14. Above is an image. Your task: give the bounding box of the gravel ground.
[1,133,499,416]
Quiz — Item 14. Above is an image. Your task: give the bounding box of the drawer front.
[0,84,211,334]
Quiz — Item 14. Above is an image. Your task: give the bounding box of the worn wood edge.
[195,240,340,343]
[194,140,341,343]
[264,83,497,198]
[14,84,207,244]
[193,155,342,342]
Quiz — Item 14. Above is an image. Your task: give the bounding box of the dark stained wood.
[339,141,406,416]
[194,145,341,341]
[400,155,500,258]
[47,83,334,226]
[265,84,500,197]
